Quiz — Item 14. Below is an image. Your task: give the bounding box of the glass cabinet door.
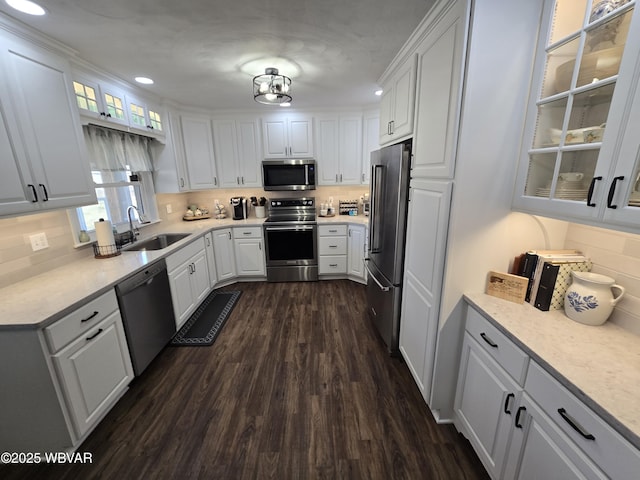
[516,0,636,218]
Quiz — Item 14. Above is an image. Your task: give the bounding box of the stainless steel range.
[263,197,318,282]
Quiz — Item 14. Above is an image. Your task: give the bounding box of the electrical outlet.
[29,232,49,251]
[166,204,173,214]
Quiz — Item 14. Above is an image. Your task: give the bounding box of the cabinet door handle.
[586,176,602,207]
[39,184,49,201]
[228,231,231,240]
[180,178,185,188]
[480,332,498,348]
[504,393,515,415]
[259,242,262,250]
[81,311,99,323]
[241,176,245,184]
[515,406,526,428]
[340,173,343,182]
[27,184,38,202]
[206,237,211,247]
[214,177,218,186]
[86,328,104,341]
[362,173,365,183]
[557,408,595,440]
[606,176,624,209]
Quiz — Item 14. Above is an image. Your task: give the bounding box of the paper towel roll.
[95,218,115,248]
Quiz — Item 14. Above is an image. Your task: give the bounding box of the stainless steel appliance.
[115,259,176,375]
[263,197,318,282]
[230,197,248,220]
[262,159,316,191]
[365,140,412,354]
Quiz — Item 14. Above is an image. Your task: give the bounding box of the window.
[70,125,158,243]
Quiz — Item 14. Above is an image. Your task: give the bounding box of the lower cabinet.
[233,226,266,277]
[318,224,348,275]
[212,228,237,281]
[347,224,366,283]
[204,232,218,288]
[167,238,211,330]
[51,308,133,438]
[455,305,640,479]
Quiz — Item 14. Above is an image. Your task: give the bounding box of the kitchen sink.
[124,233,191,251]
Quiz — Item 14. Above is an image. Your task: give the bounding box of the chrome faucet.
[127,205,141,241]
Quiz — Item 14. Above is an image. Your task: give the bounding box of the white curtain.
[83,125,153,172]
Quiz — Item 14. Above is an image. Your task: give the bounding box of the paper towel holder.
[93,218,122,259]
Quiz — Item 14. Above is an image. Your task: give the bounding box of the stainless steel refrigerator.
[365,140,412,354]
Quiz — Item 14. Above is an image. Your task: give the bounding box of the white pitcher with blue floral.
[564,271,625,326]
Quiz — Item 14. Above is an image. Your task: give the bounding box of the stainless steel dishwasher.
[115,259,176,376]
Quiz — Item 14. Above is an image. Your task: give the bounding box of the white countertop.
[465,292,640,449]
[0,215,368,330]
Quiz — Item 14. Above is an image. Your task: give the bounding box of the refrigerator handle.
[365,261,390,292]
[369,164,384,253]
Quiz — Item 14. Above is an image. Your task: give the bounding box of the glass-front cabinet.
[513,0,640,230]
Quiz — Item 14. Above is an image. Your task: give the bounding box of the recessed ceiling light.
[5,0,46,16]
[135,76,154,85]
[374,89,383,96]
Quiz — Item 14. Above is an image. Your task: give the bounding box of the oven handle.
[265,225,316,232]
[365,260,390,292]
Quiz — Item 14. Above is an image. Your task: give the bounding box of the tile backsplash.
[565,223,640,335]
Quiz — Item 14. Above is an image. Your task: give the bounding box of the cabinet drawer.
[166,236,205,272]
[525,361,640,479]
[465,307,529,385]
[318,224,347,236]
[233,226,262,239]
[318,236,347,255]
[319,256,347,274]
[45,289,119,353]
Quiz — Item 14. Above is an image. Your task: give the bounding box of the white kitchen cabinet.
[361,111,380,184]
[411,0,467,179]
[316,115,363,185]
[167,238,211,329]
[212,117,262,188]
[347,224,366,283]
[52,309,133,438]
[204,232,218,288]
[180,113,218,190]
[262,114,314,158]
[127,94,166,138]
[512,1,640,233]
[71,75,130,128]
[378,55,416,145]
[233,227,266,277]
[212,228,237,281]
[318,224,348,275]
[0,30,96,216]
[503,392,607,480]
[399,179,452,402]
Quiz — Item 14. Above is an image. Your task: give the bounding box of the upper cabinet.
[179,113,218,190]
[212,116,262,188]
[72,72,166,139]
[378,55,417,145]
[512,0,640,232]
[362,112,380,184]
[411,0,468,179]
[316,114,363,185]
[0,29,96,216]
[262,114,314,158]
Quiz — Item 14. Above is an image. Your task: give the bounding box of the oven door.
[263,223,318,282]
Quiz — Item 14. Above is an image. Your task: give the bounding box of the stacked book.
[515,250,592,311]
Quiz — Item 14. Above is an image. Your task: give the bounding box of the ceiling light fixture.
[135,76,154,85]
[253,68,292,106]
[5,0,46,15]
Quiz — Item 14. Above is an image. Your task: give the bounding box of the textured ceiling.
[0,0,435,110]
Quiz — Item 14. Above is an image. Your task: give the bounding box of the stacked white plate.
[535,180,589,200]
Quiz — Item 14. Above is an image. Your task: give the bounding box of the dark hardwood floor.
[3,280,488,479]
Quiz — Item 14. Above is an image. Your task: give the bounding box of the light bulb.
[259,82,270,93]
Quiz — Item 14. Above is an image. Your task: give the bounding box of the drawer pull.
[480,332,498,348]
[504,393,515,415]
[81,311,99,323]
[86,328,104,341]
[329,264,338,267]
[243,231,252,235]
[557,408,595,440]
[329,229,337,233]
[329,245,338,248]
[515,406,526,428]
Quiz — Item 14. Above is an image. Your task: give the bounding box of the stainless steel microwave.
[262,159,316,191]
